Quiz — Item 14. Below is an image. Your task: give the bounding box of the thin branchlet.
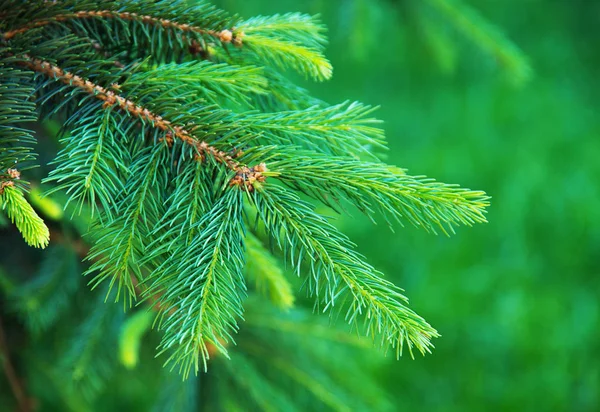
[23,57,264,189]
[2,10,243,45]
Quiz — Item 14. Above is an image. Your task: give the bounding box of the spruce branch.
[85,144,169,305]
[237,13,332,80]
[24,57,214,159]
[22,56,265,187]
[261,148,489,233]
[0,58,38,169]
[145,188,247,377]
[2,10,240,44]
[249,185,440,357]
[125,61,269,106]
[44,107,128,219]
[230,102,385,158]
[2,4,331,79]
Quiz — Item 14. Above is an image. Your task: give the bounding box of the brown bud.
[254,163,267,173]
[7,168,20,179]
[219,30,233,43]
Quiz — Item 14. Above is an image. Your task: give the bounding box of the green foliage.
[228,1,595,410]
[127,61,269,107]
[0,0,498,410]
[0,184,49,248]
[119,309,154,369]
[0,57,37,169]
[421,0,532,83]
[232,101,386,158]
[147,188,247,377]
[237,13,333,80]
[249,184,439,356]
[9,244,79,334]
[58,291,124,401]
[45,108,129,218]
[86,143,169,306]
[244,232,295,310]
[261,147,489,232]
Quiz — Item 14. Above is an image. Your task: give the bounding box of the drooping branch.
[22,57,266,190]
[49,227,224,359]
[3,10,243,45]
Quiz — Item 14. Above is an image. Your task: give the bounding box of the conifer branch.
[147,188,247,377]
[249,185,440,357]
[3,10,241,45]
[23,57,218,163]
[22,56,266,188]
[236,13,332,80]
[268,150,489,233]
[0,171,50,249]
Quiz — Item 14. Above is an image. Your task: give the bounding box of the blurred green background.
[216,0,599,410]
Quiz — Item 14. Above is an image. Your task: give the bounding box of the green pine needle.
[239,13,333,80]
[249,185,440,357]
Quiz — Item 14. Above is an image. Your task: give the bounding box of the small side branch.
[22,57,264,189]
[3,10,243,45]
[49,228,222,358]
[0,316,33,412]
[25,57,210,158]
